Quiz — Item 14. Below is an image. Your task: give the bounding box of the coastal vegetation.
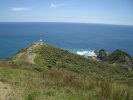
[0,42,133,100]
[105,49,133,70]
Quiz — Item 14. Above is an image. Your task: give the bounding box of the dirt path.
[0,81,11,100]
[26,42,42,64]
[27,53,36,64]
[13,42,43,65]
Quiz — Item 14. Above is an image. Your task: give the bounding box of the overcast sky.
[0,0,133,25]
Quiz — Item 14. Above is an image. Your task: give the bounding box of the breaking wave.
[76,50,97,57]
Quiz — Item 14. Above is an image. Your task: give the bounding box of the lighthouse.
[39,38,43,42]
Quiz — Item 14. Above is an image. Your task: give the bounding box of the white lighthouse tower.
[39,38,43,42]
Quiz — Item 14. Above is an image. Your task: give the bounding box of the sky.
[0,0,133,25]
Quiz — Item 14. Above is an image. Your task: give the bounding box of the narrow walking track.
[0,81,11,100]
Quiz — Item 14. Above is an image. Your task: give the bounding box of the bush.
[25,91,39,100]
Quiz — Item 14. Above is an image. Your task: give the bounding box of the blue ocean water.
[0,22,133,59]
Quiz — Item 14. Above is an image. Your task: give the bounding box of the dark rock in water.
[97,49,108,61]
[105,49,133,70]
[94,50,99,56]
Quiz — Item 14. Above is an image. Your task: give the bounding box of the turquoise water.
[0,22,133,59]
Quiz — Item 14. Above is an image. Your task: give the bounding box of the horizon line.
[0,21,133,26]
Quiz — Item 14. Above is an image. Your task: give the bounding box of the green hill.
[0,42,133,100]
[2,42,130,76]
[105,49,133,71]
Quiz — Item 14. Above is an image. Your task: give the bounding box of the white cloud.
[50,3,64,8]
[11,7,30,11]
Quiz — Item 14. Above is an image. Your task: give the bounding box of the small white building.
[39,38,43,42]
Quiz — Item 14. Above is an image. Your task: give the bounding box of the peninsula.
[0,42,133,100]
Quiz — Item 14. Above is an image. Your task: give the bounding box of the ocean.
[0,22,133,59]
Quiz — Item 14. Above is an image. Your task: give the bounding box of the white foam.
[76,50,97,57]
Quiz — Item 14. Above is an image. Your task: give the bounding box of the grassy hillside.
[1,42,129,76]
[0,42,133,100]
[33,43,129,76]
[105,49,133,70]
[0,67,132,100]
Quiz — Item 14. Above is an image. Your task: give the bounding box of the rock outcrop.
[105,49,133,70]
[96,49,108,60]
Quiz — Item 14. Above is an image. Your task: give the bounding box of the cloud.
[50,3,64,8]
[11,7,30,11]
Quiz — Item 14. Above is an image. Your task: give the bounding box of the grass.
[0,66,132,100]
[96,78,132,100]
[1,43,130,77]
[25,91,39,100]
[0,42,133,99]
[34,55,44,67]
[32,44,129,77]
